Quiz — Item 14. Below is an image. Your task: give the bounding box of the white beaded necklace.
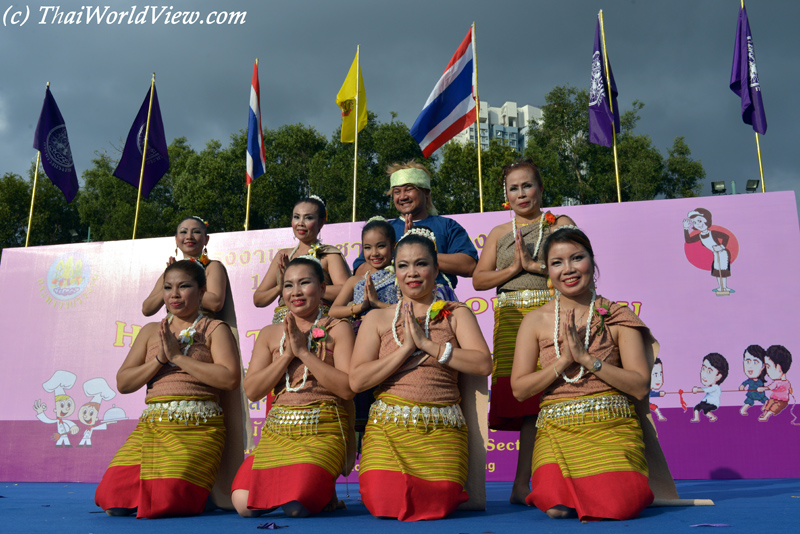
[553,289,596,383]
[392,295,437,347]
[280,308,323,392]
[511,212,546,261]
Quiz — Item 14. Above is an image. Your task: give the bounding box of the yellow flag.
[336,51,367,143]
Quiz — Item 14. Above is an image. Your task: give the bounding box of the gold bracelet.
[350,303,358,318]
[436,343,444,358]
[553,363,560,379]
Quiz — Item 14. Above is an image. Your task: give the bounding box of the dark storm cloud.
[1,1,796,206]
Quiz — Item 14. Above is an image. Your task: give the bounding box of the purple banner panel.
[1,192,798,483]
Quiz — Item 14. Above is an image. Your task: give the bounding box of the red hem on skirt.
[95,464,210,518]
[526,462,653,521]
[232,455,335,514]
[489,376,541,431]
[360,469,468,521]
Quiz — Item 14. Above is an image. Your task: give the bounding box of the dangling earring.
[396,281,402,301]
[175,247,179,258]
[200,246,209,266]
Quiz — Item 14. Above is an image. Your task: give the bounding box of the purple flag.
[588,14,620,147]
[33,87,79,202]
[730,6,767,134]
[113,84,170,198]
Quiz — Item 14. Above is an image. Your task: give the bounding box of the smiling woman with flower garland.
[95,260,241,519]
[232,257,356,518]
[253,196,351,323]
[349,230,492,521]
[510,227,656,521]
[472,158,575,505]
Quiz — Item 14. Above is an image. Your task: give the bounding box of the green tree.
[77,139,194,241]
[0,167,82,260]
[0,173,32,254]
[524,85,704,206]
[247,124,329,229]
[661,136,705,199]
[434,139,519,215]
[172,133,249,233]
[308,112,427,223]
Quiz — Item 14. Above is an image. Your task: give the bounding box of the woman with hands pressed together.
[510,227,655,521]
[95,260,241,519]
[232,257,355,518]
[253,196,351,323]
[141,215,249,510]
[472,158,575,504]
[142,216,230,318]
[329,216,398,328]
[349,229,492,521]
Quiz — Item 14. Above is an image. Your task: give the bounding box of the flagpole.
[754,134,766,192]
[351,45,360,223]
[132,73,156,240]
[25,149,42,247]
[471,23,484,213]
[245,183,252,230]
[599,11,622,203]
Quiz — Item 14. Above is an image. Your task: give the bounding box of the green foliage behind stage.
[0,85,704,258]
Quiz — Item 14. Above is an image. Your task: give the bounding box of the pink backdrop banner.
[1,192,799,483]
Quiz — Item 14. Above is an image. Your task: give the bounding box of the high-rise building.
[452,101,542,153]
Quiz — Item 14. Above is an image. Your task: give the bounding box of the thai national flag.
[247,60,267,185]
[411,26,476,158]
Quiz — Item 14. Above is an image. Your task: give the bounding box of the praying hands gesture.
[158,321,182,365]
[403,214,414,235]
[275,253,289,286]
[558,309,593,371]
[283,313,312,361]
[513,229,542,275]
[363,275,385,309]
[403,303,437,357]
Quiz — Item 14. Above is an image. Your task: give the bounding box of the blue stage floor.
[1,479,797,533]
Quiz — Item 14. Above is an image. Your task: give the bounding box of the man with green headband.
[352,160,478,291]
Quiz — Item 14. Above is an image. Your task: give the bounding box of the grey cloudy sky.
[1,0,797,212]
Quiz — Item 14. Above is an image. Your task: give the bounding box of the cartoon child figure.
[739,344,768,416]
[758,345,793,422]
[691,353,729,423]
[33,370,79,447]
[650,358,667,421]
[683,208,734,295]
[77,378,117,447]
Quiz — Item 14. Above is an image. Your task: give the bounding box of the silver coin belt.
[265,406,323,436]
[496,289,551,309]
[369,399,466,432]
[536,394,632,429]
[141,399,222,426]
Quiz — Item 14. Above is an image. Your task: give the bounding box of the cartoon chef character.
[77,377,117,447]
[34,370,79,447]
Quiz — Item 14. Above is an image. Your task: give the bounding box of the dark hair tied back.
[165,259,207,288]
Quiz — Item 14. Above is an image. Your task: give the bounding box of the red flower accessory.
[544,211,556,225]
[502,202,511,210]
[593,304,611,334]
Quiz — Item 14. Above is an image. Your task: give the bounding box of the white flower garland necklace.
[280,308,323,392]
[392,295,438,347]
[511,211,546,262]
[168,312,203,355]
[553,289,596,383]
